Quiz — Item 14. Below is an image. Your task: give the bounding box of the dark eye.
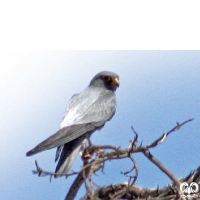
[103,76,112,81]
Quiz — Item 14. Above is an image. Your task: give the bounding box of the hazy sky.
[1,51,200,199]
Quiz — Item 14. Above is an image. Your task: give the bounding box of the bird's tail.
[54,137,86,178]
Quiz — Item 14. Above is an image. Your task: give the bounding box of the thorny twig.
[122,133,139,187]
[128,153,138,186]
[146,118,194,148]
[33,160,84,181]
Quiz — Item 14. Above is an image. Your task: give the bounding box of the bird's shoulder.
[60,86,116,128]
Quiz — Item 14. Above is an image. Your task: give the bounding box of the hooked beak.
[113,77,119,87]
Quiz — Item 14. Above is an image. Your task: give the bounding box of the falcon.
[26,71,119,176]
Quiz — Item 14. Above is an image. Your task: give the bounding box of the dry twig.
[31,118,194,200]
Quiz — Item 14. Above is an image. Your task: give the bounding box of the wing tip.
[26,150,34,157]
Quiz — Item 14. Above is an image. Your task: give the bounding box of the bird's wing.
[26,124,94,156]
[26,87,116,157]
[60,87,116,127]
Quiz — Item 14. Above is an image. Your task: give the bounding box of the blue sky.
[1,51,200,199]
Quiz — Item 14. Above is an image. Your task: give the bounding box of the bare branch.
[33,160,83,179]
[65,158,102,200]
[142,148,181,195]
[30,119,195,200]
[82,166,200,199]
[121,153,138,187]
[146,118,194,148]
[128,153,138,186]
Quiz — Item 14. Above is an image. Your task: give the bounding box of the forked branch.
[32,118,194,200]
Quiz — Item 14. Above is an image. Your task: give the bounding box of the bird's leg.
[82,139,103,161]
[81,138,93,161]
[87,138,92,146]
[82,148,93,161]
[88,138,103,154]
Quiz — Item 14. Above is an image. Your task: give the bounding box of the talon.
[96,148,103,154]
[82,148,94,160]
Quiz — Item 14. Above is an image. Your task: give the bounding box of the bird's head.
[90,71,119,91]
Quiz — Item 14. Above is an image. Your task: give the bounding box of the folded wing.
[26,87,116,157]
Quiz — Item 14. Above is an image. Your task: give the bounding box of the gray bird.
[26,71,119,176]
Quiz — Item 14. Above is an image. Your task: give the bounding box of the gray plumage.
[26,71,119,176]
